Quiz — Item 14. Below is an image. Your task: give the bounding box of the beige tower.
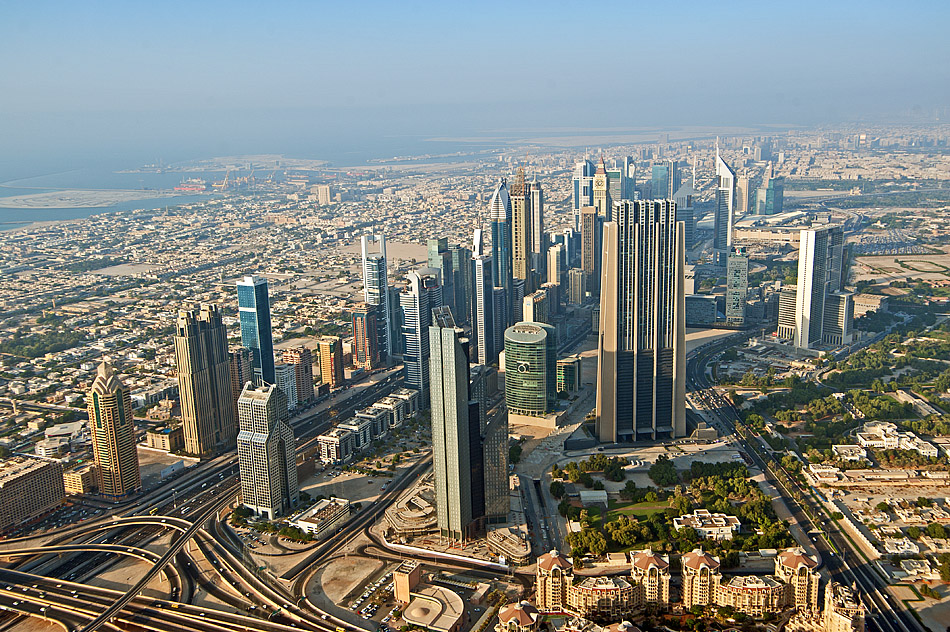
[775,547,821,611]
[681,549,721,609]
[282,346,315,403]
[593,158,610,219]
[629,549,671,611]
[87,362,141,500]
[317,336,344,389]
[175,305,237,457]
[580,207,600,296]
[511,167,534,293]
[536,550,573,612]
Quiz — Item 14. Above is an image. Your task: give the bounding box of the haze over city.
[2,4,950,632]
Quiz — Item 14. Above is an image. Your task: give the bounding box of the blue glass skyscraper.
[237,276,275,385]
[489,179,512,326]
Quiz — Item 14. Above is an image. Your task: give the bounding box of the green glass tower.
[503,322,557,417]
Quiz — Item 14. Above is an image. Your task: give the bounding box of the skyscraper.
[593,158,610,220]
[237,383,298,520]
[361,234,393,357]
[428,237,455,315]
[351,303,381,370]
[791,225,852,349]
[547,243,565,287]
[596,200,686,442]
[605,161,629,207]
[568,268,587,305]
[317,336,344,389]
[511,169,533,293]
[651,160,680,200]
[471,250,496,366]
[491,286,507,364]
[755,162,784,215]
[529,177,545,278]
[736,172,751,215]
[237,276,275,385]
[281,346,314,404]
[429,306,477,541]
[229,347,253,413]
[400,268,442,402]
[522,289,549,325]
[726,247,749,326]
[504,322,558,417]
[673,180,697,253]
[448,243,473,326]
[274,363,298,411]
[174,305,237,457]
[489,179,513,325]
[580,206,601,296]
[572,158,595,229]
[88,362,141,499]
[713,146,736,262]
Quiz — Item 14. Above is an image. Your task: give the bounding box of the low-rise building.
[567,576,636,621]
[291,497,350,539]
[681,549,721,609]
[673,509,740,540]
[496,602,540,632]
[317,427,354,464]
[628,549,671,611]
[145,425,184,452]
[63,463,98,495]
[856,422,938,458]
[831,445,867,462]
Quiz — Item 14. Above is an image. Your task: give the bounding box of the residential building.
[236,275,275,384]
[673,509,740,540]
[317,336,344,390]
[0,456,66,532]
[736,172,751,215]
[568,268,587,305]
[536,550,574,612]
[548,244,565,287]
[429,237,456,315]
[472,248,496,366]
[595,200,686,442]
[361,234,394,357]
[401,268,442,402]
[274,363,298,411]
[774,548,821,611]
[281,346,315,404]
[511,169,534,293]
[580,207,600,296]
[681,549,721,609]
[504,322,557,417]
[174,305,236,457]
[351,303,381,370]
[236,383,299,520]
[823,582,866,632]
[88,362,141,500]
[715,575,788,617]
[496,602,540,632]
[317,427,354,464]
[449,243,473,326]
[567,576,636,621]
[63,463,98,495]
[629,549,671,611]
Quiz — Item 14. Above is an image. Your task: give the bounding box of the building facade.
[713,147,736,261]
[401,268,442,403]
[317,336,344,390]
[236,275,275,384]
[504,322,558,417]
[0,456,66,532]
[352,303,381,370]
[681,549,722,609]
[726,248,749,326]
[282,345,315,404]
[361,234,393,357]
[629,549,671,611]
[88,362,141,500]
[536,550,574,612]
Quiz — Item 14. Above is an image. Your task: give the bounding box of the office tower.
[448,243,473,325]
[174,305,237,457]
[572,158,596,229]
[681,549,722,609]
[568,268,587,305]
[580,206,601,296]
[429,306,476,541]
[756,162,784,215]
[606,159,632,207]
[316,184,332,205]
[504,322,557,416]
[541,282,561,316]
[557,355,582,393]
[274,363,298,411]
[236,383,298,520]
[472,251,496,366]
[528,177,545,278]
[593,158,610,219]
[351,303,381,370]
[673,181,697,252]
[229,347,253,413]
[726,247,749,326]
[777,287,798,340]
[523,289,549,324]
[793,225,851,349]
[512,278,526,324]
[361,234,393,357]
[428,237,455,314]
[400,268,442,402]
[713,146,736,262]
[489,179,513,325]
[87,362,141,499]
[736,172,751,215]
[317,336,344,389]
[651,160,680,200]
[491,287,507,363]
[281,345,314,404]
[547,243,565,286]
[0,456,66,533]
[237,276,275,385]
[596,200,686,442]
[511,169,533,293]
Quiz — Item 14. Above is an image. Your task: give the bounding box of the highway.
[686,335,922,632]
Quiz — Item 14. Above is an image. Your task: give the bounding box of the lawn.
[606,499,672,522]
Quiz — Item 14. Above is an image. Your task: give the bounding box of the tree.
[876,502,890,513]
[509,444,523,464]
[648,454,678,486]
[550,481,566,499]
[928,522,947,539]
[907,526,921,539]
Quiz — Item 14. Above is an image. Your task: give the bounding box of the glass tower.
[236,276,275,385]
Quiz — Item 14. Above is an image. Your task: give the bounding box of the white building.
[856,422,938,458]
[291,497,350,539]
[317,427,354,464]
[673,509,740,541]
[274,363,298,411]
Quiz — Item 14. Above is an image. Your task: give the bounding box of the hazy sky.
[1,1,948,171]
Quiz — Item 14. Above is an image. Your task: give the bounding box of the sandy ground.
[910,583,950,632]
[84,555,170,600]
[135,446,198,491]
[92,263,159,276]
[854,251,950,283]
[8,617,61,632]
[0,189,181,208]
[319,557,384,604]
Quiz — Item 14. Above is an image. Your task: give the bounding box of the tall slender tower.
[489,179,513,326]
[580,206,601,296]
[361,234,393,357]
[596,200,686,442]
[448,243,473,326]
[713,145,736,262]
[88,362,141,499]
[428,238,455,315]
[793,225,851,349]
[400,268,443,402]
[351,303,381,370]
[529,177,545,278]
[572,158,595,230]
[236,383,298,520]
[317,336,344,389]
[472,248,496,366]
[593,158,611,220]
[282,346,314,403]
[229,347,253,414]
[429,306,476,541]
[511,168,533,293]
[726,247,749,326]
[236,276,275,385]
[175,305,237,457]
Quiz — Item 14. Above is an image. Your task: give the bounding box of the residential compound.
[855,421,938,458]
[316,388,420,464]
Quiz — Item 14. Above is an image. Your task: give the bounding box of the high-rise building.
[596,200,686,442]
[774,548,820,612]
[512,278,526,324]
[580,206,601,296]
[274,363,298,411]
[236,383,298,520]
[713,146,736,262]
[528,177,545,278]
[673,180,697,253]
[792,225,851,349]
[317,336,344,389]
[756,162,784,215]
[361,234,393,357]
[491,286,507,363]
[681,549,722,609]
[428,237,455,315]
[511,169,534,293]
[568,268,587,305]
[351,303,381,370]
[282,346,314,404]
[556,355,582,393]
[229,347,253,414]
[605,160,632,208]
[88,362,141,500]
[536,551,574,612]
[651,160,680,200]
[472,250,496,366]
[0,456,66,533]
[400,268,442,402]
[237,276,275,384]
[726,247,749,326]
[593,158,611,220]
[572,159,595,229]
[629,549,672,611]
[504,322,557,417]
[174,305,237,457]
[448,243,473,326]
[428,306,477,541]
[523,289,549,324]
[489,179,513,325]
[777,287,798,340]
[547,244,565,287]
[736,172,751,215]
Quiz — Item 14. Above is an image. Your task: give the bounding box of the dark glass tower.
[237,276,275,385]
